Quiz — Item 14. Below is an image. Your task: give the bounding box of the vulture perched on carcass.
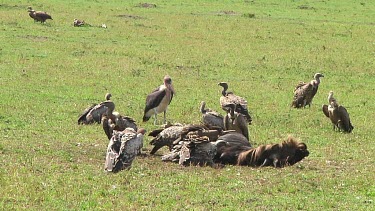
[78,93,115,125]
[27,7,53,23]
[218,82,252,124]
[237,136,309,168]
[223,103,249,141]
[291,73,324,108]
[322,91,354,133]
[200,101,224,129]
[143,75,175,125]
[104,128,146,173]
[214,132,252,165]
[148,122,184,154]
[102,113,138,140]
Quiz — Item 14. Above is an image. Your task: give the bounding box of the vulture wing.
[78,104,97,124]
[322,104,330,118]
[337,106,354,132]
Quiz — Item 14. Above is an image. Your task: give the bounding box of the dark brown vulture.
[102,113,138,139]
[223,103,249,141]
[161,133,217,167]
[322,91,354,133]
[291,73,324,108]
[218,82,252,124]
[78,93,115,125]
[148,123,184,154]
[104,128,146,173]
[200,101,224,129]
[237,136,309,168]
[73,19,85,27]
[143,75,175,125]
[27,7,53,23]
[214,132,252,165]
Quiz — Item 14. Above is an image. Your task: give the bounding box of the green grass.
[1,0,375,209]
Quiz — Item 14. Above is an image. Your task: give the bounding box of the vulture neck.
[220,84,228,96]
[200,102,207,114]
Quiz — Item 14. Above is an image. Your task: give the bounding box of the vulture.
[218,82,252,124]
[73,19,85,27]
[161,133,217,167]
[143,75,175,125]
[78,93,115,125]
[102,113,138,139]
[27,7,53,23]
[291,73,324,108]
[322,91,354,133]
[223,103,249,141]
[148,122,184,154]
[200,101,224,129]
[214,132,252,165]
[237,136,309,168]
[104,128,146,173]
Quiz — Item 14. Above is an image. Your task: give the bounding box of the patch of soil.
[138,3,157,8]
[117,14,144,19]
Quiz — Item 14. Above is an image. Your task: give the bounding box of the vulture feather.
[27,7,52,23]
[322,91,354,133]
[143,75,175,125]
[223,103,249,141]
[78,93,115,125]
[102,113,138,139]
[291,73,324,108]
[104,128,146,173]
[200,101,224,129]
[148,123,184,154]
[218,82,252,124]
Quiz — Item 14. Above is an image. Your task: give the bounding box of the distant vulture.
[218,82,252,124]
[143,75,175,125]
[200,101,224,129]
[214,132,252,165]
[73,19,85,27]
[78,93,115,125]
[237,136,309,167]
[223,103,249,141]
[104,128,146,173]
[102,113,138,139]
[27,7,52,23]
[148,122,184,154]
[322,91,354,133]
[291,73,324,108]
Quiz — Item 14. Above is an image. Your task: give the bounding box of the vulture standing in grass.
[104,128,146,173]
[102,113,138,139]
[143,75,175,125]
[218,82,252,124]
[148,122,184,154]
[223,103,249,141]
[27,7,53,23]
[322,91,354,133]
[214,132,252,165]
[291,73,324,108]
[78,93,115,125]
[200,101,224,129]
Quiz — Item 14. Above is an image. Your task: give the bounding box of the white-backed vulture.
[322,91,354,133]
[143,75,175,125]
[218,82,252,124]
[102,113,138,139]
[73,19,85,27]
[27,7,52,23]
[78,93,115,125]
[148,123,184,154]
[291,73,324,108]
[214,132,252,165]
[200,101,224,129]
[223,103,249,141]
[104,128,146,173]
[237,136,309,167]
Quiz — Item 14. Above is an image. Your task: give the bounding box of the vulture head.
[105,93,112,101]
[313,73,324,82]
[218,82,229,95]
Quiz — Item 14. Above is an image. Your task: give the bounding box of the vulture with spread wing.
[291,73,324,108]
[27,7,53,23]
[200,101,224,129]
[78,93,115,125]
[322,91,354,133]
[143,75,175,125]
[218,82,252,124]
[104,128,146,173]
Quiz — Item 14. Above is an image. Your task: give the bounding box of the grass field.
[1,0,375,209]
